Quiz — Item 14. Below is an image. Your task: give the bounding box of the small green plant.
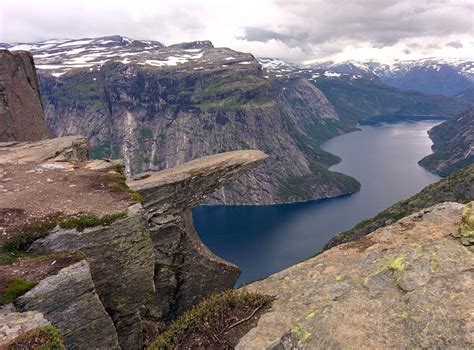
[6,325,65,350]
[0,277,38,305]
[2,219,57,252]
[107,171,143,203]
[149,289,273,349]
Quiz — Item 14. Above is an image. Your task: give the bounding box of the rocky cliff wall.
[0,50,51,142]
[0,137,267,349]
[37,45,359,204]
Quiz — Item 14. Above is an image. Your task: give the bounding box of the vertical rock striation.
[16,261,120,349]
[31,208,156,350]
[0,50,51,142]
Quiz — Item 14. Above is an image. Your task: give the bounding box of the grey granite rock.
[238,202,474,349]
[31,209,155,350]
[15,260,120,349]
[0,308,50,348]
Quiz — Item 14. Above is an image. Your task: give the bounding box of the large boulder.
[15,260,120,349]
[31,207,155,350]
[238,202,473,349]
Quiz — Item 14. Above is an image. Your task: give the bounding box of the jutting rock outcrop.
[1,136,267,349]
[0,50,51,142]
[128,150,268,322]
[238,202,473,349]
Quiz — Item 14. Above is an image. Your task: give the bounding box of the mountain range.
[310,58,474,97]
[1,35,471,204]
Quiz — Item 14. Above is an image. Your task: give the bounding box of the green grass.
[139,127,154,139]
[149,290,273,350]
[0,248,42,265]
[7,325,65,350]
[3,212,128,252]
[0,277,38,305]
[107,171,144,204]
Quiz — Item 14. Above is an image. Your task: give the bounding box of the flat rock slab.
[129,150,268,191]
[238,202,474,349]
[0,136,87,165]
[128,150,268,211]
[0,136,134,245]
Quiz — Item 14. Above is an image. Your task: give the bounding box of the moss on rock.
[0,277,38,306]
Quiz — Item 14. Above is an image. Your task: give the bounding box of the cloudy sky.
[1,0,472,63]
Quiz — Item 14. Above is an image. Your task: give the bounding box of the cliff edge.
[238,202,473,349]
[0,137,267,349]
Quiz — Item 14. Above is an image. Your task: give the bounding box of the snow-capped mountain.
[257,57,376,83]
[312,58,474,96]
[0,35,255,77]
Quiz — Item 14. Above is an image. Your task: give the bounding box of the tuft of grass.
[6,325,65,350]
[0,248,42,266]
[0,277,38,305]
[107,171,144,204]
[58,212,128,231]
[2,219,57,252]
[149,289,273,350]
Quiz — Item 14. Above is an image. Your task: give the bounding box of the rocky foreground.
[238,202,473,349]
[0,136,267,349]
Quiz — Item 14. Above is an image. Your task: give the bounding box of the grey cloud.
[245,0,473,57]
[241,27,308,45]
[446,40,463,48]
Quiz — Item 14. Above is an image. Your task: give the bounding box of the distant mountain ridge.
[311,58,474,96]
[2,35,470,203]
[258,57,471,121]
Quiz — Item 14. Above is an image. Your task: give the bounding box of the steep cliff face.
[419,108,474,176]
[0,136,267,349]
[0,50,51,142]
[238,202,473,349]
[32,37,358,204]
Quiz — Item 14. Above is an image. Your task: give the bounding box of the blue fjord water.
[193,121,442,285]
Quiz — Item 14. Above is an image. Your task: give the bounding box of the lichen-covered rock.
[128,150,267,321]
[454,201,474,245]
[0,50,51,142]
[15,260,120,349]
[238,202,474,349]
[30,207,155,350]
[0,307,50,348]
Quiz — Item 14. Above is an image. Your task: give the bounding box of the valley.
[195,120,442,284]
